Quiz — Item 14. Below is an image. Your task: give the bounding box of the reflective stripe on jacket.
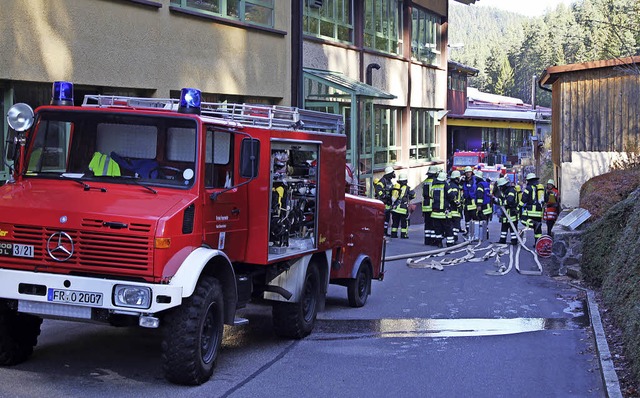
[89,152,121,176]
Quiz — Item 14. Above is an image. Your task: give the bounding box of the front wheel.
[0,308,42,366]
[347,263,371,308]
[272,263,320,339]
[161,276,224,385]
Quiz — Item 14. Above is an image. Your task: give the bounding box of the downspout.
[291,0,303,107]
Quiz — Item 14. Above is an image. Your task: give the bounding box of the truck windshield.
[25,110,198,189]
[453,155,479,166]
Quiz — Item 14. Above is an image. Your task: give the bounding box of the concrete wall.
[0,0,291,100]
[561,151,628,207]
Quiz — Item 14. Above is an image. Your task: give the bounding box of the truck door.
[203,128,248,262]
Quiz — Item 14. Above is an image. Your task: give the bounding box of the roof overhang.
[448,61,479,76]
[303,68,396,99]
[540,55,640,86]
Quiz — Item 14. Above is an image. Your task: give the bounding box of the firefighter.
[461,166,478,234]
[421,165,439,245]
[519,172,545,245]
[390,172,414,239]
[374,166,396,236]
[448,170,463,242]
[430,172,456,247]
[475,170,492,239]
[543,179,560,235]
[495,177,519,245]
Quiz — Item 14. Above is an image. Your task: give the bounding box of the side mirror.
[240,138,259,178]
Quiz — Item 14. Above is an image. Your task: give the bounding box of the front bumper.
[0,268,183,320]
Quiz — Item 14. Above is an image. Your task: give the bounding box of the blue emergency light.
[178,88,201,114]
[51,81,74,106]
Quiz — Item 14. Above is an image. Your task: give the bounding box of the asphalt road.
[0,220,607,397]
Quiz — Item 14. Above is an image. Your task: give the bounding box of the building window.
[364,0,403,55]
[303,0,353,43]
[170,0,274,28]
[411,7,441,66]
[369,105,400,167]
[410,109,438,162]
[449,73,465,92]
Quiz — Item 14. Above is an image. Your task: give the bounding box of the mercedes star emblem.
[46,231,74,262]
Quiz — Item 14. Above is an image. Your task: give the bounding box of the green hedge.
[581,189,640,383]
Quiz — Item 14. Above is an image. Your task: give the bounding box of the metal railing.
[82,95,344,134]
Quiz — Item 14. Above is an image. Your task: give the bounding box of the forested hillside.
[449,0,640,107]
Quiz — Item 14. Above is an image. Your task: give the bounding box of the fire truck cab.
[0,82,385,385]
[451,150,487,171]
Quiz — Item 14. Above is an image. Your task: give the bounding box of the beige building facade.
[1,0,477,190]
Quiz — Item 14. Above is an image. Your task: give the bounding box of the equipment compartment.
[268,141,319,259]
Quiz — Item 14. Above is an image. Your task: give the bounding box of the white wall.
[560,151,629,208]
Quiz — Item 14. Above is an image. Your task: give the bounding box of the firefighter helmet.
[384,166,394,175]
[436,172,446,181]
[450,170,461,179]
[526,173,537,180]
[547,179,555,186]
[474,170,483,178]
[464,166,473,173]
[427,165,439,174]
[497,177,509,187]
[398,172,408,181]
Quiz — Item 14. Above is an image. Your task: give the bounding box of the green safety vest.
[89,152,121,176]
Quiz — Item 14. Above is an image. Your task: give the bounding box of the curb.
[583,288,623,398]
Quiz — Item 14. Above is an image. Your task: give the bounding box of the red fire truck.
[451,150,487,171]
[0,82,385,385]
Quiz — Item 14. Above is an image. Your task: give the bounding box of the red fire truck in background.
[0,82,385,385]
[451,150,487,171]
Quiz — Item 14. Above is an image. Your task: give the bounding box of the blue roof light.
[178,88,201,114]
[51,81,74,106]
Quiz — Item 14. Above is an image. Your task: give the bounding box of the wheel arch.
[351,254,372,279]
[169,247,238,325]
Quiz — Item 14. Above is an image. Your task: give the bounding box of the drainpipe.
[366,63,381,85]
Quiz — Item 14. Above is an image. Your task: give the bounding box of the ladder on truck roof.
[82,94,344,134]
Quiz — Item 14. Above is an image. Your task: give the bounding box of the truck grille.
[6,225,153,276]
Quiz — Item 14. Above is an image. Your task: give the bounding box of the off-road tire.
[161,276,224,385]
[347,263,371,308]
[0,309,42,366]
[272,263,320,339]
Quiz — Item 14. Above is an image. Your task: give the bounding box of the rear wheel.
[161,276,224,385]
[347,263,371,308]
[272,263,320,339]
[0,308,42,366]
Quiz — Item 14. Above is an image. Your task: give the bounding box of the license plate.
[0,242,34,258]
[47,288,103,306]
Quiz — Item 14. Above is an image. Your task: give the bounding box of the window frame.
[170,0,274,28]
[363,0,403,55]
[370,105,401,168]
[409,108,438,163]
[303,0,354,44]
[410,6,441,66]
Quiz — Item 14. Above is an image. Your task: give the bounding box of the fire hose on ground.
[384,205,543,276]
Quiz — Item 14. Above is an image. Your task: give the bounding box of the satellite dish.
[6,103,34,132]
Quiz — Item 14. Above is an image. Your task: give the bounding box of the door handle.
[231,208,240,215]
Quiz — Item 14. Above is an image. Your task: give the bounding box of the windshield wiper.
[101,175,157,194]
[60,175,107,192]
